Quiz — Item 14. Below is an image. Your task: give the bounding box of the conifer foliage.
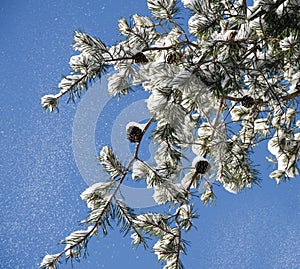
[40,0,300,268]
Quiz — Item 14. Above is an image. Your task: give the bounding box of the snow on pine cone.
[192,156,210,175]
[126,122,146,143]
[241,95,254,108]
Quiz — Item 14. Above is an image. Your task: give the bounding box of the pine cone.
[195,160,209,174]
[226,30,238,41]
[166,53,177,64]
[241,95,254,108]
[127,126,143,142]
[132,52,148,64]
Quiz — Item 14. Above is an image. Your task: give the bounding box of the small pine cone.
[132,52,148,64]
[195,160,210,174]
[241,95,254,108]
[226,30,238,41]
[166,53,177,64]
[127,126,143,143]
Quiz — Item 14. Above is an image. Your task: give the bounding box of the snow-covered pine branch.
[147,0,178,20]
[99,145,124,180]
[41,0,300,268]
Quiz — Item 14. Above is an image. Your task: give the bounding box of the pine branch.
[282,89,300,101]
[144,40,199,51]
[41,188,117,267]
[56,74,88,99]
[41,1,300,267]
[114,198,147,248]
[103,40,199,63]
[224,90,300,105]
[248,0,288,20]
[174,223,183,269]
[41,117,155,269]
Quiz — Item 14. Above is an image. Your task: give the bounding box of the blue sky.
[0,1,300,269]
